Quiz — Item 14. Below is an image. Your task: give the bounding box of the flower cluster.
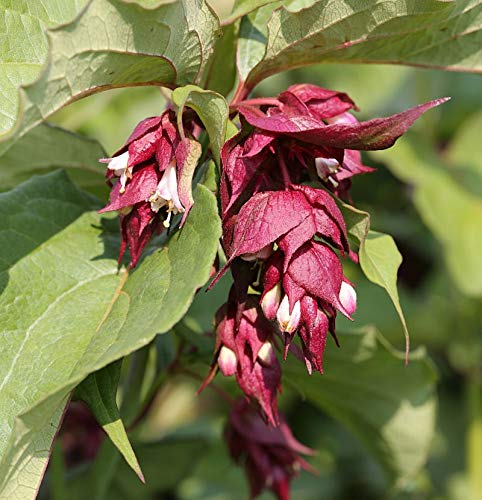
[205,85,444,420]
[225,399,314,500]
[99,110,200,267]
[100,84,445,499]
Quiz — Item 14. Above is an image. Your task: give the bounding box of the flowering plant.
[0,1,480,499]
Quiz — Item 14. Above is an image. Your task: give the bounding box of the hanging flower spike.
[201,294,281,426]
[225,399,315,500]
[98,111,201,267]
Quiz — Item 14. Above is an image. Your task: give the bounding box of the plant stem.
[277,150,292,187]
[468,376,482,500]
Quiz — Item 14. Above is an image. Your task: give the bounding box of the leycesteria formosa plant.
[98,82,446,497]
[6,1,481,499]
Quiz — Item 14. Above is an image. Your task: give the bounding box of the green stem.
[468,377,482,500]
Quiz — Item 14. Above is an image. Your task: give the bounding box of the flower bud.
[218,346,237,376]
[257,341,276,366]
[276,295,301,334]
[261,283,282,321]
[339,280,357,316]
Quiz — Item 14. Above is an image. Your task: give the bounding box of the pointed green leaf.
[0,0,219,151]
[242,0,482,90]
[359,231,410,358]
[0,122,106,195]
[172,85,229,164]
[285,328,437,485]
[75,362,144,482]
[0,172,221,498]
[339,201,370,251]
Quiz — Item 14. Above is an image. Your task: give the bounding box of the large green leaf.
[0,171,221,498]
[0,0,89,136]
[75,361,144,482]
[0,122,106,194]
[285,328,437,485]
[0,0,218,150]
[240,0,482,90]
[373,138,482,297]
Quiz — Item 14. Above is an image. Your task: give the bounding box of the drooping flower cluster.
[204,85,445,424]
[99,84,446,499]
[225,399,315,500]
[99,110,201,267]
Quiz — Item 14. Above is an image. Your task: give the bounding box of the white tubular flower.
[276,295,301,334]
[149,161,185,227]
[104,151,131,193]
[315,157,340,181]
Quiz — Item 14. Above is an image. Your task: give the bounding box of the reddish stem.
[276,150,292,188]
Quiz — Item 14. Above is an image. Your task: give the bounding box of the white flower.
[257,341,276,365]
[149,161,185,227]
[218,346,237,376]
[276,295,301,334]
[104,151,131,193]
[339,281,357,316]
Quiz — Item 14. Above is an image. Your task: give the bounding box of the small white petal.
[276,295,301,333]
[339,281,357,315]
[107,151,129,173]
[261,283,282,321]
[257,341,276,365]
[218,346,237,376]
[315,157,339,180]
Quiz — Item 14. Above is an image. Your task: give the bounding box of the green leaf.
[372,138,482,297]
[75,362,144,482]
[202,22,239,97]
[0,0,219,151]
[359,231,410,359]
[0,0,89,136]
[338,200,370,251]
[172,85,229,164]
[222,0,281,25]
[237,2,281,82]
[0,172,221,498]
[285,328,437,485]
[0,122,106,195]
[241,0,482,90]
